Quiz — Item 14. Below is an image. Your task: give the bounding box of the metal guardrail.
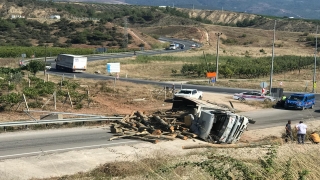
[0,116,124,128]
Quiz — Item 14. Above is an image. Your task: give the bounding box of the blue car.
[284,93,315,110]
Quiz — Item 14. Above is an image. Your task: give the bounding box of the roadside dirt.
[0,89,260,123]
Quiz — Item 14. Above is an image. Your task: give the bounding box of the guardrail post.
[4,127,6,132]
[25,125,28,129]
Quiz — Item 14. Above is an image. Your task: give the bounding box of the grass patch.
[37,144,320,180]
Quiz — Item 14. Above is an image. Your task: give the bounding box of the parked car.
[233,91,276,102]
[174,89,203,100]
[284,93,315,110]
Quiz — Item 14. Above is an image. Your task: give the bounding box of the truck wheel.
[264,98,271,102]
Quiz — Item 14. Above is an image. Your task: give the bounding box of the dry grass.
[36,140,320,180]
[87,56,320,93]
[0,58,20,68]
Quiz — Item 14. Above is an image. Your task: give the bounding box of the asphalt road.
[3,37,319,159]
[0,127,138,159]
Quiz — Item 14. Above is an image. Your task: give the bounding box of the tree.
[27,60,45,75]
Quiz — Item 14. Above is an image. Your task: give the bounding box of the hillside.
[0,0,319,58]
[61,0,320,20]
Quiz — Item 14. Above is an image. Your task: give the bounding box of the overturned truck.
[172,96,255,144]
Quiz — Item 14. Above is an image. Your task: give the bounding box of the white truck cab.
[169,44,176,50]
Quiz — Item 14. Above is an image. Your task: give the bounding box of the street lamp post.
[215,32,222,82]
[269,20,276,94]
[312,25,318,93]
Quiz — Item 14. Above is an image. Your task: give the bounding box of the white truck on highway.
[168,43,176,50]
[55,54,87,72]
[174,89,203,100]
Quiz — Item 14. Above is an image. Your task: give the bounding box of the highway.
[0,127,138,159]
[1,37,319,159]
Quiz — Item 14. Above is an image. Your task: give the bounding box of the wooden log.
[181,131,198,138]
[136,122,146,128]
[127,136,159,144]
[177,126,189,132]
[135,111,156,133]
[182,140,283,149]
[152,129,162,135]
[168,133,177,138]
[136,111,150,126]
[109,131,149,141]
[115,120,138,131]
[153,115,175,133]
[110,126,123,133]
[177,134,188,140]
[145,135,176,141]
[138,126,155,133]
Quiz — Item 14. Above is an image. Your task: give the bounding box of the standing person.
[296,121,307,144]
[285,120,293,142]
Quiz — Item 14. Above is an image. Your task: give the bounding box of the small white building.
[10,14,25,19]
[50,15,61,19]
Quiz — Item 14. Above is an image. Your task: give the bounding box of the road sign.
[21,54,26,58]
[106,63,120,73]
[260,82,268,88]
[206,72,216,78]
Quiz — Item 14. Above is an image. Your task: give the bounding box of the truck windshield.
[288,95,304,101]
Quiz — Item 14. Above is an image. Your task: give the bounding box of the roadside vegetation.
[36,142,320,180]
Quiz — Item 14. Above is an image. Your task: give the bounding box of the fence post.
[164,86,167,100]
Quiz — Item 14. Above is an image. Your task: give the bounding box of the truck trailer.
[55,54,87,72]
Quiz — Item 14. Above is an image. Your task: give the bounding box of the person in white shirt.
[296,121,307,144]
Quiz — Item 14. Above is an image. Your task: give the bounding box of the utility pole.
[313,25,318,93]
[269,20,276,93]
[44,44,47,76]
[215,33,222,82]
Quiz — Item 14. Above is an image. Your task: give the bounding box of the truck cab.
[191,109,249,143]
[172,96,254,144]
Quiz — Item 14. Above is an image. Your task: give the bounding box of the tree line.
[181,55,316,79]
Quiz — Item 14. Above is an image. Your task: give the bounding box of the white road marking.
[0,140,139,159]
